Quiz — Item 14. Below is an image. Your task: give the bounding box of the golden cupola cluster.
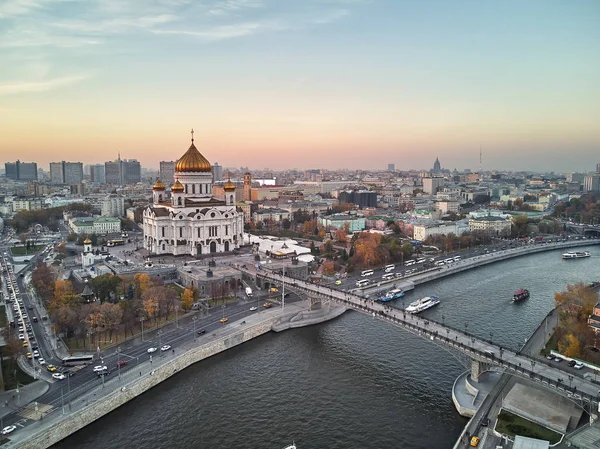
[223,176,236,192]
[171,179,184,192]
[175,129,212,173]
[153,178,165,191]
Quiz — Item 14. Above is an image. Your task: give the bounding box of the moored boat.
[562,251,591,259]
[378,288,404,302]
[512,288,529,302]
[405,295,440,314]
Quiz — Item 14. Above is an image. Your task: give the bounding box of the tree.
[255,221,264,230]
[282,218,291,230]
[334,229,347,244]
[322,261,336,276]
[401,242,414,260]
[559,333,582,358]
[181,288,194,312]
[101,302,123,341]
[92,274,121,303]
[133,273,152,298]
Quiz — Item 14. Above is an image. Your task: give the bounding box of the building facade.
[468,216,512,237]
[143,132,244,256]
[5,160,38,181]
[90,164,106,183]
[159,161,176,185]
[413,221,461,241]
[69,217,122,234]
[583,175,600,192]
[318,213,366,232]
[49,161,84,184]
[422,177,445,194]
[101,195,125,217]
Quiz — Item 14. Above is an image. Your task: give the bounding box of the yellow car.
[335,280,342,285]
[470,436,480,447]
[219,318,229,323]
[47,365,57,372]
[269,287,278,293]
[23,342,29,348]
[26,352,32,359]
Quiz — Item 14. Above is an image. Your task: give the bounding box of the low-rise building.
[436,200,460,214]
[69,217,122,235]
[101,195,125,217]
[252,208,291,224]
[413,221,462,241]
[318,213,366,232]
[468,215,511,237]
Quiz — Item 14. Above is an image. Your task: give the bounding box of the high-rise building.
[423,177,445,194]
[432,157,442,174]
[105,160,121,184]
[159,161,176,185]
[49,161,83,184]
[338,190,377,209]
[122,159,141,184]
[596,163,600,174]
[213,162,223,182]
[5,160,38,181]
[387,164,395,172]
[90,164,106,183]
[584,175,600,192]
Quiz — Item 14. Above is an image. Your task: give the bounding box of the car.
[52,373,66,380]
[18,327,24,333]
[480,418,489,427]
[38,358,46,365]
[546,355,554,360]
[1,425,16,435]
[26,352,32,359]
[568,360,577,367]
[147,347,158,353]
[220,318,229,323]
[335,280,342,285]
[161,345,171,352]
[197,329,206,335]
[116,360,128,367]
[263,302,272,309]
[27,305,33,310]
[32,350,39,356]
[575,362,584,370]
[250,306,258,311]
[46,364,56,372]
[269,287,278,293]
[23,342,28,348]
[470,436,480,447]
[97,370,110,377]
[554,357,562,362]
[93,365,108,373]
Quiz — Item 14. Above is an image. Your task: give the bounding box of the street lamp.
[568,374,573,389]
[140,317,145,342]
[117,347,122,380]
[192,316,197,339]
[442,314,445,326]
[530,360,536,372]
[158,331,163,355]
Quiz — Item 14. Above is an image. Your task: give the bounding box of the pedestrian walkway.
[0,381,49,419]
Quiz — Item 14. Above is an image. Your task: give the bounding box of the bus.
[404,260,416,266]
[61,355,94,367]
[384,264,395,273]
[382,273,395,281]
[107,239,125,247]
[361,269,374,277]
[356,279,370,287]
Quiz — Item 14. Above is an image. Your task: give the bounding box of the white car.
[38,358,46,365]
[18,334,24,340]
[147,347,157,353]
[250,306,258,311]
[574,362,585,370]
[1,425,16,435]
[52,373,66,380]
[93,365,108,373]
[160,345,171,352]
[32,350,39,358]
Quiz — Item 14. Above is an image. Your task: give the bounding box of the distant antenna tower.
[479,146,483,181]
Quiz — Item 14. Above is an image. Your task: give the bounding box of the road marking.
[19,403,52,420]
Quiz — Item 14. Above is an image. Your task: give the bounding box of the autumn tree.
[181,288,194,312]
[322,261,336,276]
[334,229,347,244]
[134,273,152,299]
[101,302,123,341]
[558,333,582,358]
[142,287,162,323]
[32,263,57,304]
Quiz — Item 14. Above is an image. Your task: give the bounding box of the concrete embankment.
[9,304,344,449]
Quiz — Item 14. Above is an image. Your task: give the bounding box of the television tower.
[479,146,483,181]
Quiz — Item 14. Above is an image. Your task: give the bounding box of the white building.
[468,216,512,237]
[101,195,125,217]
[436,200,460,214]
[142,131,244,256]
[422,177,445,194]
[413,221,462,241]
[253,208,291,223]
[69,217,122,235]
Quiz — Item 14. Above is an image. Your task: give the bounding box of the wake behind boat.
[562,251,591,259]
[377,288,404,303]
[405,296,440,314]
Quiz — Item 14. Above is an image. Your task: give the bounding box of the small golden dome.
[153,178,165,190]
[175,137,212,173]
[224,177,236,192]
[83,238,92,245]
[171,179,184,192]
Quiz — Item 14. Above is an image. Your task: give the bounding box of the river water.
[54,245,599,449]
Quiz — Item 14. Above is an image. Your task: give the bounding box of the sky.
[1,0,599,173]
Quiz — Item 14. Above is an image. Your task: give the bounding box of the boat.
[562,251,591,259]
[378,288,404,302]
[405,296,440,314]
[512,288,529,302]
[282,444,297,449]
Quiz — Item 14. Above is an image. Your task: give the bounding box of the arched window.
[178,197,182,206]
[192,184,195,194]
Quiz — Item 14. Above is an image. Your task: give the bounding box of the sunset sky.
[1,0,599,172]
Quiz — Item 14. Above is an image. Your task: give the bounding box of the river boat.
[378,288,404,303]
[405,296,440,314]
[282,444,297,449]
[562,251,591,259]
[512,288,529,302]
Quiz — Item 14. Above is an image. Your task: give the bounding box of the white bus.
[443,258,454,265]
[384,264,395,273]
[453,256,461,262]
[404,260,416,266]
[361,269,374,277]
[356,279,370,287]
[382,273,395,281]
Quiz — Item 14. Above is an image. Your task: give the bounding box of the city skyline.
[1,0,599,172]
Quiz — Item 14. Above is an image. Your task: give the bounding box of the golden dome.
[175,132,212,173]
[83,238,92,244]
[223,176,236,192]
[171,179,184,192]
[153,178,165,190]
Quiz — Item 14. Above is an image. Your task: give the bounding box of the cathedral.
[142,131,244,256]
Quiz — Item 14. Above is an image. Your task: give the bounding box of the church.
[142,131,244,256]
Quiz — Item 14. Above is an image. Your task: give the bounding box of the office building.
[49,161,84,184]
[422,177,445,194]
[159,161,176,185]
[5,160,38,181]
[90,164,106,183]
[101,195,125,217]
[584,175,600,192]
[338,190,377,209]
[104,157,141,185]
[388,163,395,172]
[213,162,223,182]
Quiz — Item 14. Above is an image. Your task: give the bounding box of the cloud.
[52,14,178,34]
[0,74,89,95]
[154,20,284,41]
[0,0,44,19]
[314,8,349,24]
[207,0,265,16]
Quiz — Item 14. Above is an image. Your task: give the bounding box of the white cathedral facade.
[142,132,244,256]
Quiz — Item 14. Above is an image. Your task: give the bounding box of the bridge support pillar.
[470,359,489,382]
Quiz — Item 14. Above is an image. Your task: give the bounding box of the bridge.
[564,222,600,237]
[242,266,600,415]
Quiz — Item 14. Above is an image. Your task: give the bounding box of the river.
[54,245,599,449]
